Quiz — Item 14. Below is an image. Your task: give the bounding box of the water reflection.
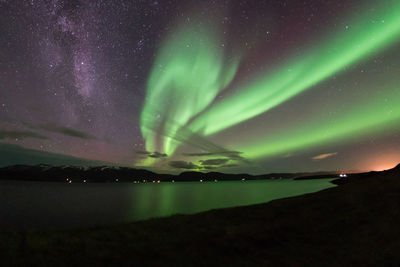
[0,179,336,230]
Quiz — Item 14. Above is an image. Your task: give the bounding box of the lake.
[0,179,336,230]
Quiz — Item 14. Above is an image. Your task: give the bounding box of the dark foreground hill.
[1,165,400,266]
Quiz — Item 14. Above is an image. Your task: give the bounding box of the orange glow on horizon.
[364,153,400,171]
[373,163,398,171]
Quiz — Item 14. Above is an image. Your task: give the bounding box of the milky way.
[1,0,400,174]
[1,0,157,163]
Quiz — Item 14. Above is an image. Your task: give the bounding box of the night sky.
[1,0,400,174]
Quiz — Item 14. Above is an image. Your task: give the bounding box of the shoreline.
[2,166,400,265]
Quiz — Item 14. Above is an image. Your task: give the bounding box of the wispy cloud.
[0,130,48,140]
[135,150,151,155]
[135,151,168,158]
[169,161,198,169]
[40,124,93,139]
[183,151,242,157]
[312,152,338,160]
[149,152,168,158]
[199,158,230,166]
[168,158,239,170]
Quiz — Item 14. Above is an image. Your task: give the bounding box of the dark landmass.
[0,164,339,182]
[1,164,400,266]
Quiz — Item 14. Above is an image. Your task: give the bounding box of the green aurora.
[237,82,400,159]
[140,1,400,163]
[188,2,400,137]
[140,21,240,155]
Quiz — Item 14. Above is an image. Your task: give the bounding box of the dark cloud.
[183,151,243,157]
[169,160,198,169]
[199,158,230,166]
[141,109,246,161]
[220,164,238,168]
[0,130,48,140]
[168,158,237,170]
[149,152,168,158]
[183,152,217,157]
[135,151,168,158]
[40,124,93,139]
[135,150,151,155]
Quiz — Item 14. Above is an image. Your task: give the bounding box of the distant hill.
[0,164,340,182]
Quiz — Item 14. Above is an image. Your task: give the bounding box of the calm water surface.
[0,179,336,230]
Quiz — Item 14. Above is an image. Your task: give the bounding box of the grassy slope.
[1,168,400,266]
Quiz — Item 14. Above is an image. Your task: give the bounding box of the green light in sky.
[237,83,400,159]
[188,2,400,135]
[140,2,400,162]
[140,19,240,154]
